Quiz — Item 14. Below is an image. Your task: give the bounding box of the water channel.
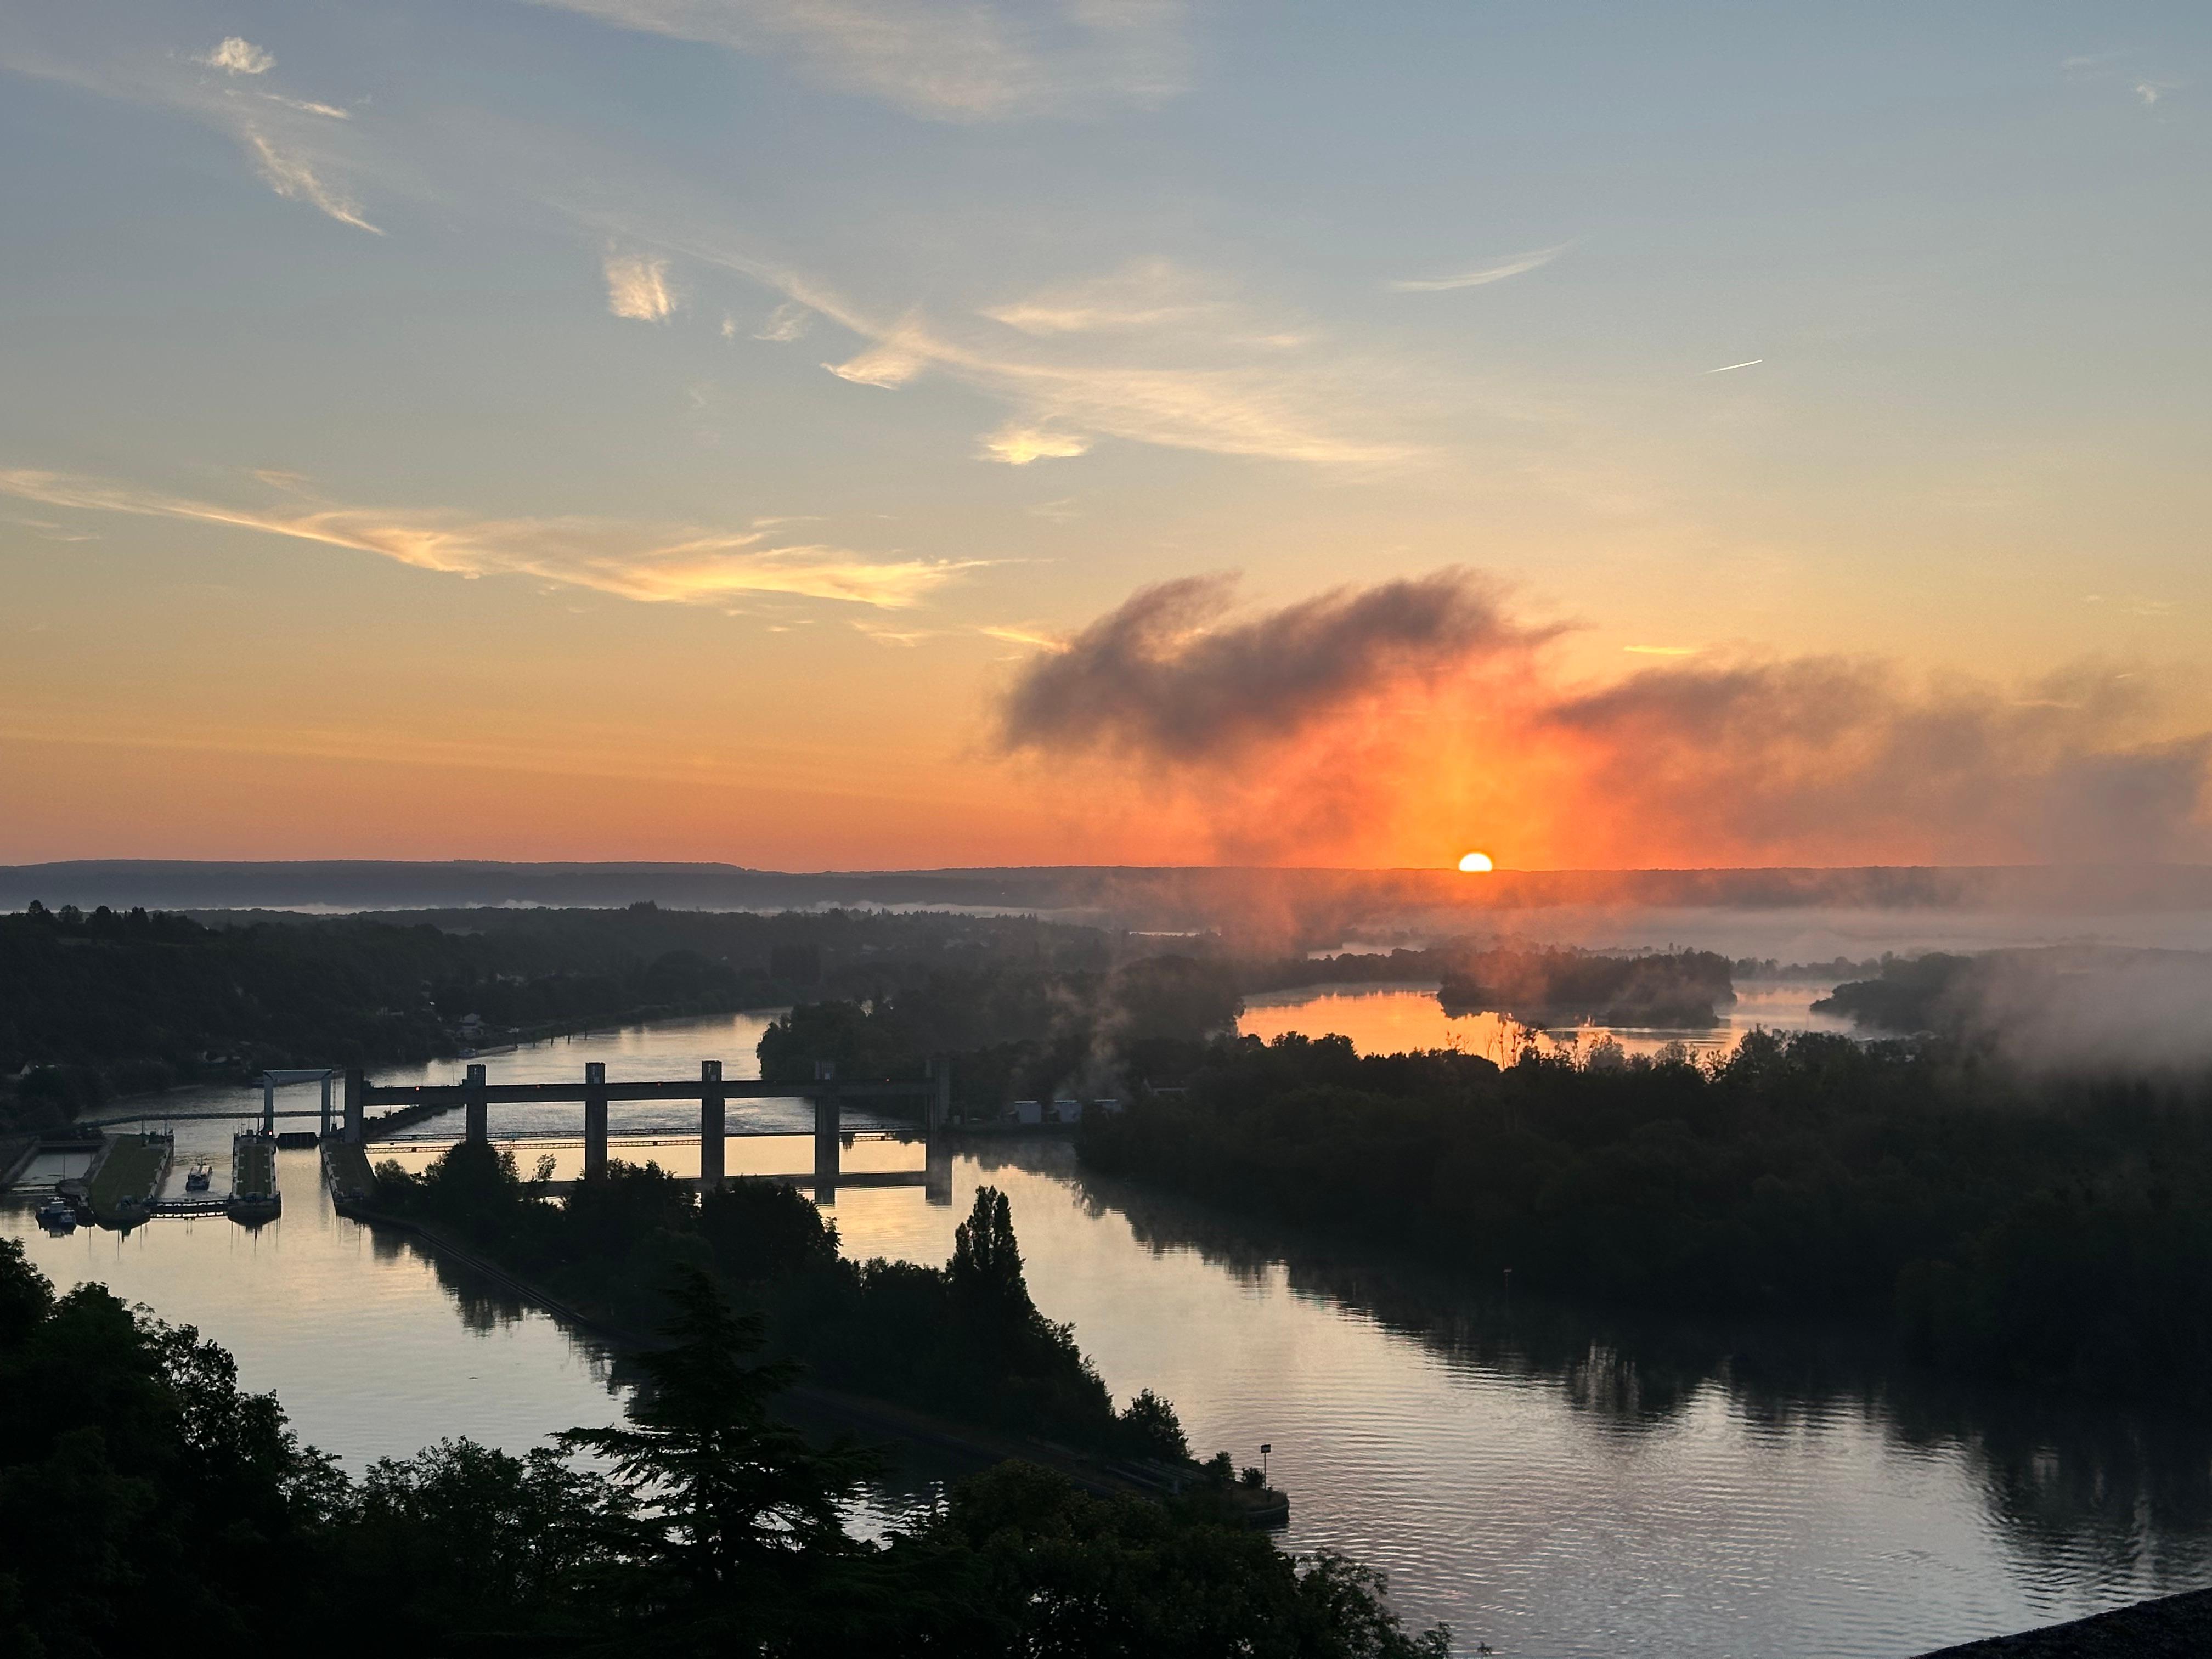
[7,995,2210,1657]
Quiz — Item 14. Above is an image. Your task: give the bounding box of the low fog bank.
[1820,947,2212,1074]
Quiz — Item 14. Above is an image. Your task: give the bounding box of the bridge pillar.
[922,1057,952,1204]
[261,1076,276,1136]
[812,1059,839,1202]
[319,1074,334,1138]
[699,1060,725,1189]
[926,1057,950,1143]
[464,1063,488,1144]
[583,1062,609,1178]
[343,1066,365,1144]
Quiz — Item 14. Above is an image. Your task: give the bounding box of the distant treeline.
[0,902,1110,1132]
[0,1235,1447,1657]
[1077,1031,2212,1406]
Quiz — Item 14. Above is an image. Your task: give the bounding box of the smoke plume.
[999,570,1548,761]
[996,569,2212,868]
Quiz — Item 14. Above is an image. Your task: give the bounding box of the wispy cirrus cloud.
[979,425,1091,465]
[12,20,1437,475]
[521,0,1190,120]
[604,251,677,320]
[243,127,381,233]
[726,257,1424,467]
[0,469,976,610]
[2060,50,2181,110]
[983,259,1221,336]
[199,37,274,75]
[558,195,1439,466]
[259,92,351,120]
[4,29,381,233]
[1387,243,1570,293]
[978,623,1070,652]
[754,300,812,341]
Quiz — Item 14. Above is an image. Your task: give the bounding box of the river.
[7,994,2209,1657]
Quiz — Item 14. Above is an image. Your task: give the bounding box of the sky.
[2,1,2207,870]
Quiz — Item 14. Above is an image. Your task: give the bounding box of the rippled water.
[8,1002,2210,1656]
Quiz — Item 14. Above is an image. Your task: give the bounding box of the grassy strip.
[87,1135,168,1217]
[233,1136,275,1199]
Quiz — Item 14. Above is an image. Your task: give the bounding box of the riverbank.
[333,1193,1288,1526]
[19,1008,2197,1656]
[1921,1584,2212,1655]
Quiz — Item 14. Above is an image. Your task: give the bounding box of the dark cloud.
[998,569,1544,761]
[996,569,2212,867]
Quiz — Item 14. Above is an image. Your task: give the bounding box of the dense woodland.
[754,952,1245,1111]
[0,901,1110,1131]
[20,892,2212,1411]
[370,1150,1186,1464]
[0,1237,1447,1657]
[1076,1031,2212,1404]
[4,895,1765,1130]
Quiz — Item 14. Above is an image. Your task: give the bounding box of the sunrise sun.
[1457,851,1494,873]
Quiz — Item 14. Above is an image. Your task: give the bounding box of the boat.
[35,1197,78,1231]
[184,1164,213,1193]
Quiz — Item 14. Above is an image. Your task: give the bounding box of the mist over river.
[9,1001,2211,1657]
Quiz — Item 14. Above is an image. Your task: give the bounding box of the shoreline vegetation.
[20,893,2212,1412]
[1075,1030,2212,1406]
[4,895,1761,1136]
[333,1190,1257,1514]
[0,900,1116,1133]
[363,1145,1209,1477]
[0,1235,1447,1657]
[13,892,2212,1651]
[1435,946,1735,1028]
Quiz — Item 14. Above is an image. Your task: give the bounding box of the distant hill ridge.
[4,859,2209,923]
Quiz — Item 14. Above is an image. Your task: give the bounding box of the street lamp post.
[1260,1443,1271,1489]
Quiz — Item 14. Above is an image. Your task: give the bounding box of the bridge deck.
[360,1078,931,1106]
[368,1128,919,1149]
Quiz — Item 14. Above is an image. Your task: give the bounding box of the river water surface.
[8,995,2210,1657]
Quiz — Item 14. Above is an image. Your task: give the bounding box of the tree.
[330,1438,629,1647]
[558,1268,879,1644]
[889,1460,1452,1658]
[950,1185,1029,1320]
[1118,1388,1190,1460]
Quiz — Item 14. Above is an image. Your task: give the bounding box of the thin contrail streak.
[1701,358,1764,374]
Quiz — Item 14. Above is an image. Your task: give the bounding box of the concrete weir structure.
[343,1059,952,1201]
